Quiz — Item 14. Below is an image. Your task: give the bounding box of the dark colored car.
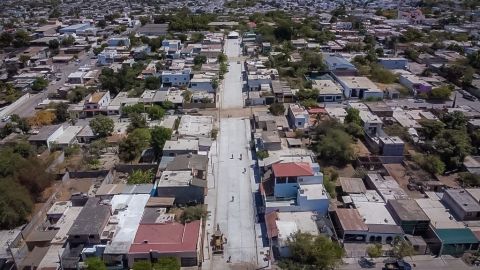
[359,257,376,268]
[383,260,412,270]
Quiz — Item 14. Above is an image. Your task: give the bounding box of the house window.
[277,177,287,184]
[298,122,302,126]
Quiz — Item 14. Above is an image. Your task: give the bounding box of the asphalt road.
[11,51,94,118]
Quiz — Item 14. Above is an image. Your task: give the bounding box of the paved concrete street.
[221,38,243,109]
[203,37,263,270]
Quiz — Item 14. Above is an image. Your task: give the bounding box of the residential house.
[441,189,480,221]
[67,197,111,245]
[337,76,384,99]
[311,79,343,102]
[28,124,64,150]
[378,58,408,70]
[287,104,310,130]
[83,91,111,117]
[128,221,202,267]
[161,69,191,87]
[387,199,430,235]
[263,161,329,214]
[107,37,131,48]
[156,170,206,204]
[399,74,433,95]
[163,139,199,157]
[324,54,358,76]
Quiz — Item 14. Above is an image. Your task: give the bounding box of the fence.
[114,163,158,174]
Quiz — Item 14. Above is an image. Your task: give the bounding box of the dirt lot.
[384,163,425,199]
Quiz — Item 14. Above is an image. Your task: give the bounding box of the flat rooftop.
[387,199,429,222]
[334,208,368,232]
[177,115,213,138]
[444,189,480,213]
[416,198,465,229]
[355,202,396,225]
[104,194,150,254]
[158,171,193,187]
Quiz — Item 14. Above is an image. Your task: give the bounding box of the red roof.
[272,162,314,177]
[129,220,201,254]
[308,108,326,114]
[265,211,279,238]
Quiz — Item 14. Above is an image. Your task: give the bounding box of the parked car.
[383,259,412,270]
[359,257,376,268]
[414,99,425,103]
[464,95,477,101]
[1,115,11,122]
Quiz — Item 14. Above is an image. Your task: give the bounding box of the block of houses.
[247,74,272,91]
[67,71,87,85]
[386,199,430,235]
[441,189,480,221]
[265,211,321,257]
[312,79,343,102]
[161,69,191,87]
[128,220,202,267]
[399,74,433,95]
[262,161,329,214]
[97,49,118,66]
[107,37,131,48]
[287,104,310,130]
[324,54,358,76]
[102,194,150,268]
[189,73,216,93]
[378,57,408,70]
[156,170,206,204]
[349,191,404,244]
[336,76,384,99]
[177,115,213,139]
[28,124,64,150]
[67,197,111,245]
[163,139,199,157]
[82,91,111,117]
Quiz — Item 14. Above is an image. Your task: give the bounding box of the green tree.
[153,257,180,270]
[283,232,344,270]
[127,169,154,184]
[345,108,361,126]
[273,24,293,42]
[31,77,49,91]
[61,35,75,46]
[458,172,480,187]
[89,115,114,137]
[367,243,383,258]
[315,129,355,166]
[370,64,397,84]
[441,111,467,130]
[269,103,285,116]
[426,85,452,100]
[151,126,172,157]
[296,89,319,101]
[179,205,207,224]
[434,129,472,169]
[419,119,444,140]
[146,105,165,120]
[67,86,88,103]
[193,55,207,66]
[392,237,414,259]
[133,261,151,270]
[413,154,446,175]
[54,102,69,123]
[12,30,31,47]
[127,113,148,132]
[139,16,150,26]
[0,178,33,229]
[181,90,193,103]
[85,257,107,270]
[145,76,160,90]
[0,31,13,47]
[119,128,151,162]
[161,100,174,110]
[257,150,269,160]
